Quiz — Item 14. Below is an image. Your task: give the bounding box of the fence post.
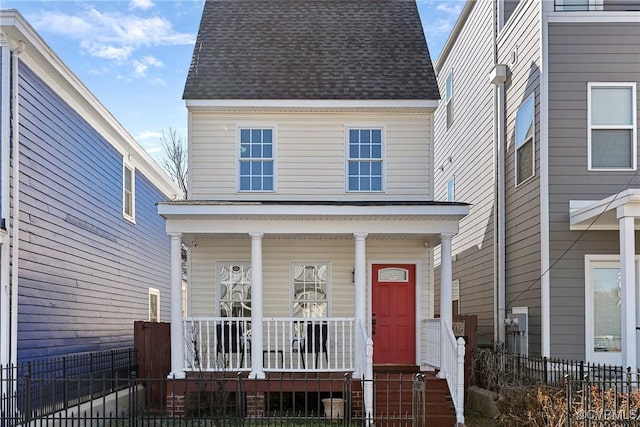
[543,356,548,386]
[564,375,571,427]
[23,365,31,423]
[129,371,138,427]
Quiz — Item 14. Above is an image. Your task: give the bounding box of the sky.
[3,0,464,163]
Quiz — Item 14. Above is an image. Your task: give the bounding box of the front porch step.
[373,369,456,427]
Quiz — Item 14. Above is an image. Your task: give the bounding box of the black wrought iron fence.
[0,369,433,427]
[0,347,137,425]
[474,349,626,392]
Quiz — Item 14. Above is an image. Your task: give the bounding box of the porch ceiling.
[569,188,640,231]
[158,200,469,238]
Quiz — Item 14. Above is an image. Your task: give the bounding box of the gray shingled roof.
[183,0,439,100]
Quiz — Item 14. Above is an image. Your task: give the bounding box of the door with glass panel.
[585,257,623,365]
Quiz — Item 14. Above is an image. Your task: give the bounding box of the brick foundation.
[166,392,185,417]
[246,392,265,418]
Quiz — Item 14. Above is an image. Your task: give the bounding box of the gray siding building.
[434,0,640,367]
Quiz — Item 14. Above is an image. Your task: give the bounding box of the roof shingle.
[183,0,439,100]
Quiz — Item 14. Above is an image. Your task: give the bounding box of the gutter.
[10,39,24,365]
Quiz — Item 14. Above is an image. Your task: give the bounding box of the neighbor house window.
[149,288,160,322]
[447,177,456,202]
[292,263,328,318]
[347,128,383,192]
[588,83,636,170]
[556,0,603,11]
[515,95,535,185]
[445,71,454,128]
[219,262,252,317]
[239,127,275,191]
[123,159,135,222]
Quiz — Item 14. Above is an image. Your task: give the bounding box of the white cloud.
[132,55,164,78]
[436,2,462,16]
[130,0,155,11]
[31,8,195,63]
[425,18,455,39]
[137,130,164,141]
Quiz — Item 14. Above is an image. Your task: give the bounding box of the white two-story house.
[159,0,468,423]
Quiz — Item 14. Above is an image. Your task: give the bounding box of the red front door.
[372,264,416,364]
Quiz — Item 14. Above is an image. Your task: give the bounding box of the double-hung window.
[239,127,275,191]
[292,263,328,319]
[588,83,636,170]
[515,95,535,185]
[445,71,454,128]
[148,288,160,322]
[123,159,135,222]
[218,262,252,317]
[347,128,383,192]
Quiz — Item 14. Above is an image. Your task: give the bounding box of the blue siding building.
[0,10,180,364]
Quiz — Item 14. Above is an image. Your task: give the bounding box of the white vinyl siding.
[188,238,432,321]
[588,83,637,171]
[189,111,432,201]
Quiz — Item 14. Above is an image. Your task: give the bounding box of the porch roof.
[158,200,469,239]
[569,189,640,230]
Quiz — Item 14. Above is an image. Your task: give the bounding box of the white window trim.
[148,287,160,322]
[289,261,331,318]
[123,157,136,223]
[587,82,637,171]
[584,254,640,365]
[515,94,536,186]
[344,125,386,193]
[235,124,278,193]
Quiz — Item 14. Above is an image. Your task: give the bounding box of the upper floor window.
[556,0,603,11]
[515,95,535,185]
[445,71,454,128]
[446,177,456,202]
[588,83,636,171]
[123,159,135,222]
[347,128,383,192]
[239,127,275,191]
[292,263,329,318]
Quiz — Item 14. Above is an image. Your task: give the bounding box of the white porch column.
[439,233,453,378]
[169,232,185,378]
[618,210,637,369]
[354,232,368,377]
[249,232,265,379]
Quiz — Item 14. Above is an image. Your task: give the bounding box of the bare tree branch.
[160,128,188,199]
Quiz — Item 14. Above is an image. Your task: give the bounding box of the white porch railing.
[183,317,355,372]
[357,319,374,425]
[424,318,465,425]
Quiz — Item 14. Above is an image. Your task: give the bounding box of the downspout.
[10,40,25,366]
[539,0,551,358]
[491,0,507,346]
[0,34,11,367]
